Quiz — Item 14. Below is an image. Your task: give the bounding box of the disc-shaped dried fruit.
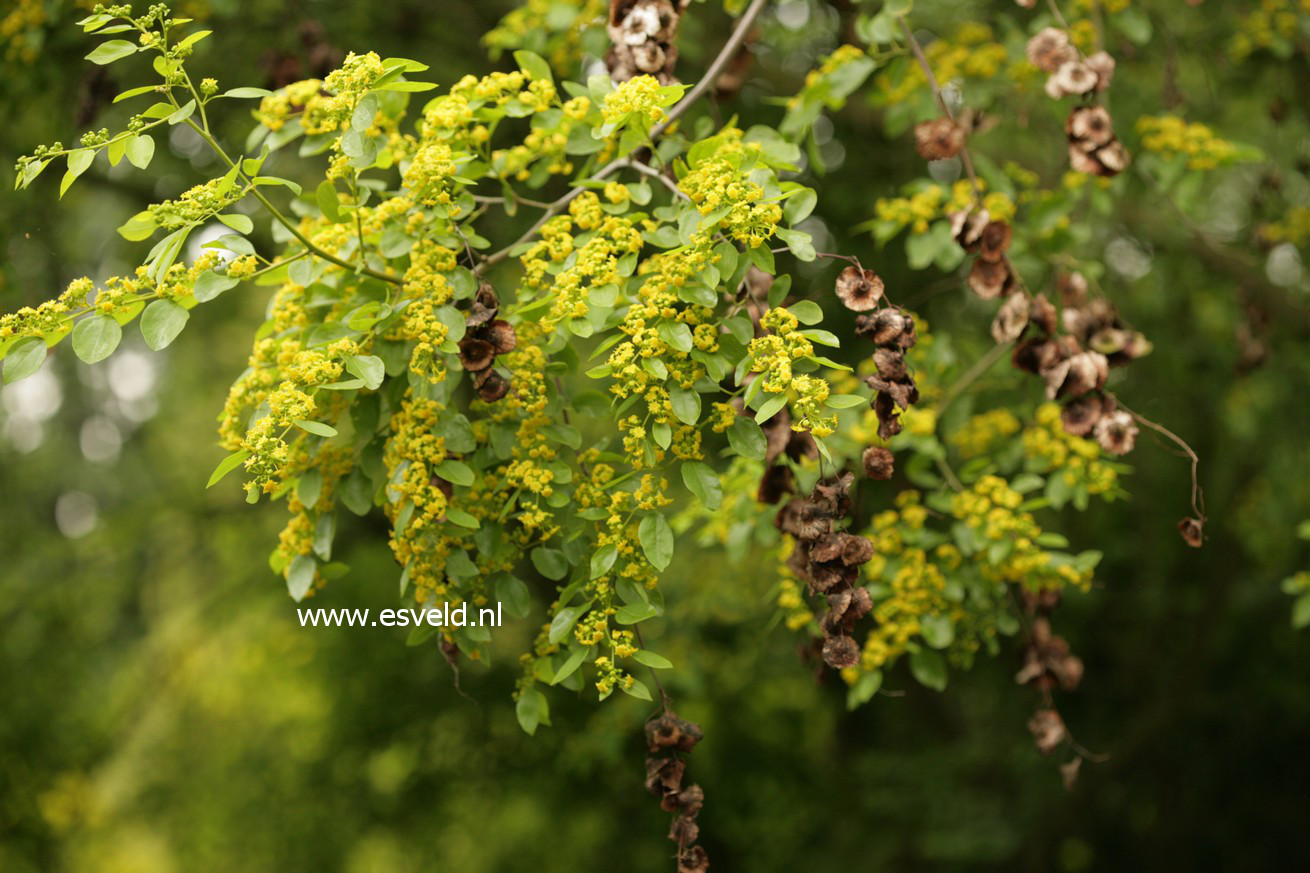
[950,208,990,251]
[821,634,861,669]
[978,220,1013,262]
[991,290,1031,344]
[1178,517,1204,548]
[862,445,895,480]
[1093,140,1130,175]
[873,347,907,380]
[834,265,885,312]
[855,308,908,345]
[1060,393,1105,437]
[646,712,704,753]
[1093,408,1138,455]
[1029,293,1058,335]
[473,367,510,402]
[1027,708,1068,755]
[458,337,496,371]
[840,533,875,566]
[914,117,966,161]
[467,283,500,326]
[1066,105,1115,149]
[1027,27,1074,73]
[1051,60,1099,97]
[1058,351,1109,398]
[968,257,1011,300]
[1086,50,1116,91]
[483,319,518,354]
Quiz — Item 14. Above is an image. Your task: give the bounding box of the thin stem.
[633,625,672,711]
[1118,401,1205,521]
[1045,0,1073,31]
[623,158,688,199]
[897,17,983,199]
[183,118,401,286]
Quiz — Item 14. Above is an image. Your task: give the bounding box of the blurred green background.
[2,1,1309,871]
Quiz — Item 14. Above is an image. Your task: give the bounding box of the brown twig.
[1118,401,1206,522]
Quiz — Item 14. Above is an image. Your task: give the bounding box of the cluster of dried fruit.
[1027,26,1128,176]
[606,0,689,84]
[775,474,876,670]
[835,266,922,445]
[458,283,518,402]
[1015,589,1084,786]
[645,711,709,873]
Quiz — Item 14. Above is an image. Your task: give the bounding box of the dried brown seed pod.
[646,712,704,753]
[873,347,907,380]
[473,367,510,402]
[483,319,518,354]
[1029,293,1058,335]
[950,208,990,251]
[834,265,885,311]
[914,117,966,161]
[1178,517,1204,548]
[1050,60,1099,97]
[1093,408,1138,455]
[1058,272,1089,307]
[992,290,1031,344]
[874,392,904,441]
[968,257,1011,300]
[1093,140,1130,175]
[458,337,496,372]
[821,634,861,669]
[1086,50,1116,91]
[862,445,895,480]
[1027,27,1074,73]
[840,533,875,566]
[978,220,1013,262]
[1027,708,1068,755]
[855,308,910,345]
[466,283,500,326]
[1058,351,1110,398]
[1066,105,1116,150]
[1060,393,1106,437]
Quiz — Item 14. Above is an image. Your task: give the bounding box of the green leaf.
[548,606,584,644]
[920,614,954,649]
[515,688,549,735]
[193,270,238,302]
[638,513,674,572]
[316,180,345,223]
[118,211,158,242]
[826,393,867,409]
[621,679,653,701]
[217,213,253,234]
[125,134,155,170]
[909,648,948,691]
[681,461,722,510]
[550,648,588,685]
[139,299,190,350]
[615,602,658,624]
[223,87,272,99]
[590,544,619,579]
[344,354,385,390]
[298,469,323,510]
[294,419,338,438]
[726,417,767,460]
[207,449,251,488]
[72,315,121,363]
[2,336,47,383]
[669,384,701,425]
[513,49,553,83]
[433,458,474,487]
[788,300,824,325]
[445,507,480,529]
[754,392,788,423]
[659,321,694,353]
[495,573,532,620]
[286,555,317,601]
[632,650,673,669]
[61,149,95,197]
[86,39,138,65]
[531,547,569,580]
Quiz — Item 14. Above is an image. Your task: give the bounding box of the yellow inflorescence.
[1022,403,1117,495]
[1135,114,1240,170]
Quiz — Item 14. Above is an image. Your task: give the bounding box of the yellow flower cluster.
[147,178,244,229]
[951,408,1021,459]
[950,475,1091,591]
[402,143,458,210]
[1022,403,1117,496]
[874,180,1014,236]
[255,79,325,132]
[1261,206,1310,247]
[1229,0,1310,61]
[602,74,666,126]
[875,24,1009,105]
[1135,114,1240,170]
[678,131,784,247]
[748,308,836,437]
[483,0,607,75]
